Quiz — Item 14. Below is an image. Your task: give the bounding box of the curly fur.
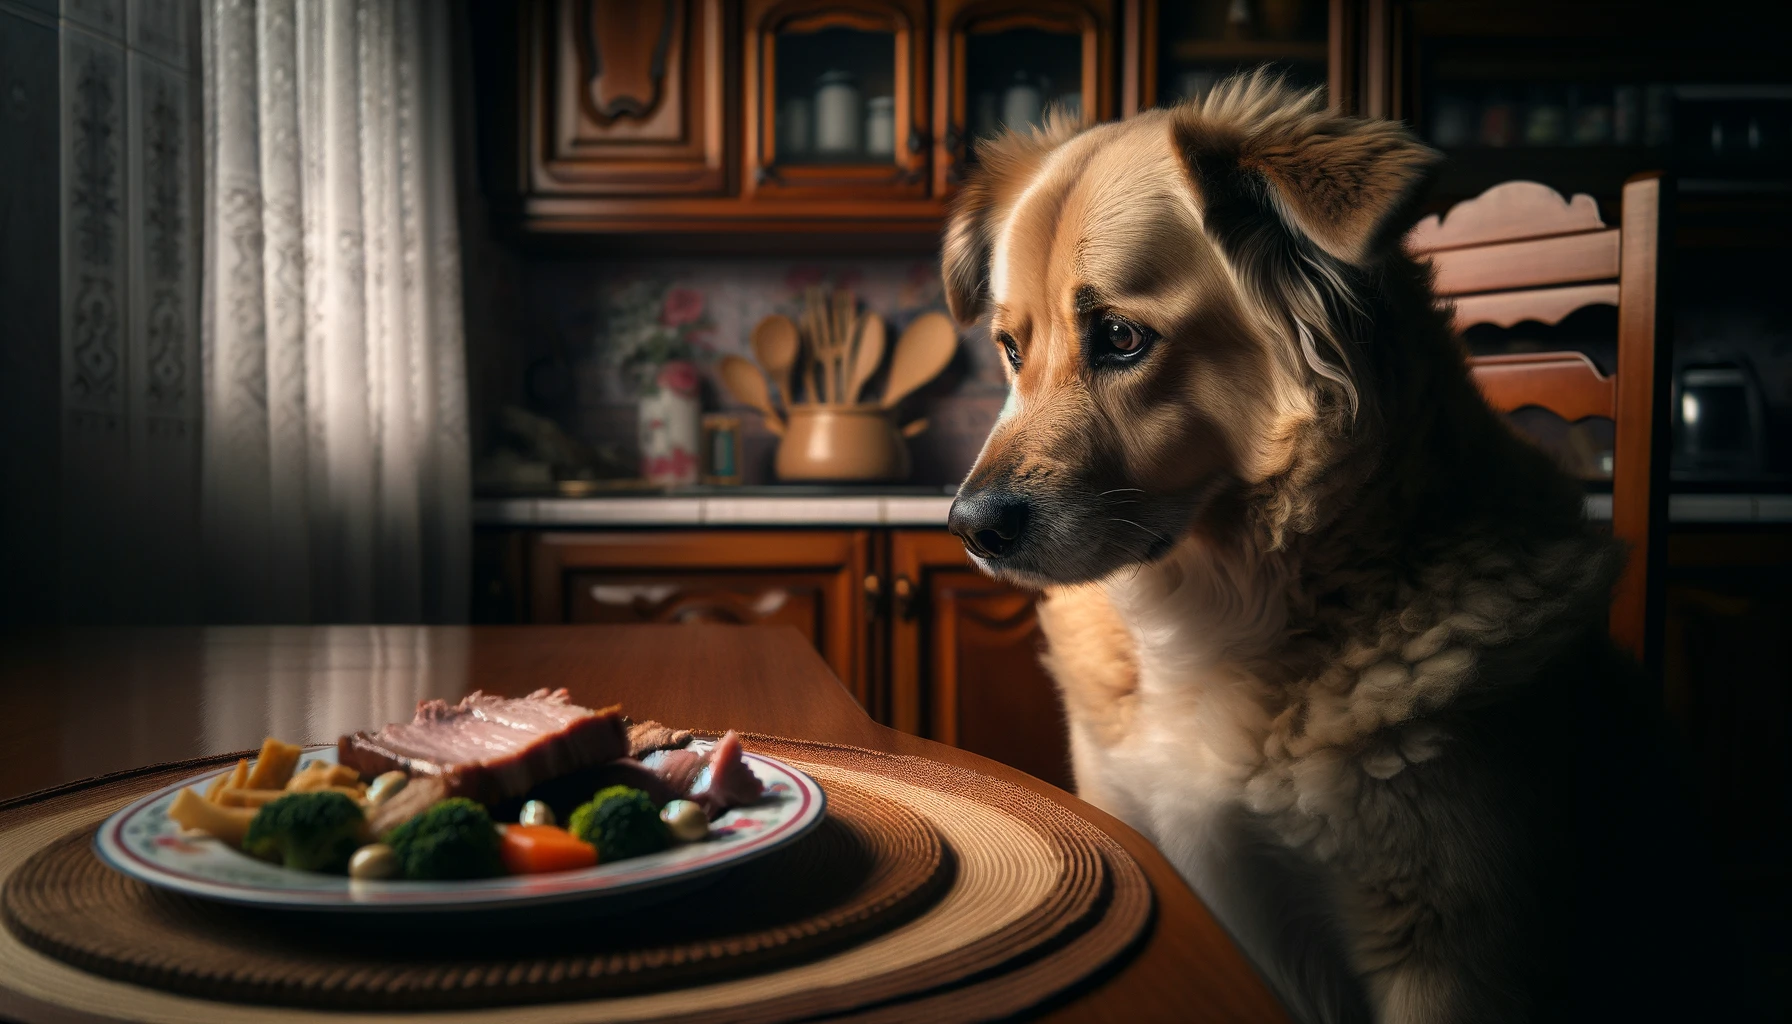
[948,74,1710,1022]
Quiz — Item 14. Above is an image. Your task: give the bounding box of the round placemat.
[0,737,1153,1023]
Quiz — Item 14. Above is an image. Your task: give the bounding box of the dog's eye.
[1092,315,1155,364]
[996,331,1022,372]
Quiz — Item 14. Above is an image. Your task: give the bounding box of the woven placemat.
[0,737,1153,1024]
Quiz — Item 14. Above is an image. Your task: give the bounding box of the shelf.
[1167,39,1326,63]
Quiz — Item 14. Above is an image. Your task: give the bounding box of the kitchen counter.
[475,492,1792,528]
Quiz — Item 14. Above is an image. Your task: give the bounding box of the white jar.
[778,96,812,158]
[813,71,862,155]
[1001,72,1043,131]
[864,95,895,157]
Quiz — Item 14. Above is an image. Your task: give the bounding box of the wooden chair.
[1406,175,1672,671]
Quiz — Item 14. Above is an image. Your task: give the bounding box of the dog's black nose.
[948,489,1030,560]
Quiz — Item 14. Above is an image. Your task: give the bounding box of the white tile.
[881,496,954,525]
[533,498,702,526]
[701,497,884,525]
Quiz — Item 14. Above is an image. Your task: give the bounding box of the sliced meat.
[367,776,448,839]
[338,688,628,806]
[641,730,764,819]
[625,719,693,759]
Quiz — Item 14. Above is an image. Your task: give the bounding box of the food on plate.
[348,843,398,880]
[385,797,505,880]
[517,799,555,828]
[660,799,708,842]
[164,700,769,881]
[337,688,629,806]
[168,787,257,847]
[500,825,598,875]
[568,786,671,862]
[364,770,408,805]
[243,738,304,790]
[242,791,367,873]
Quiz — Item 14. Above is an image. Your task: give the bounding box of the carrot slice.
[499,825,598,875]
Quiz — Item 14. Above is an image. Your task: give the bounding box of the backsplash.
[487,257,1005,488]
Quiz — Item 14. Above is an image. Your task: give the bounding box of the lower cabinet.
[495,526,1072,791]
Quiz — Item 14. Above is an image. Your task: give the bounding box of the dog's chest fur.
[1039,530,1623,1023]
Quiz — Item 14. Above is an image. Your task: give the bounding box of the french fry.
[201,769,230,802]
[243,738,303,790]
[208,758,250,804]
[216,788,290,809]
[168,787,257,848]
[286,762,361,791]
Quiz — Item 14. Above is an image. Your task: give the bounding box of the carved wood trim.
[1468,351,1616,423]
[1407,180,1606,253]
[573,0,678,126]
[1447,283,1619,331]
[1427,228,1620,296]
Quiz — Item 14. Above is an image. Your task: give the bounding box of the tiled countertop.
[476,492,1792,528]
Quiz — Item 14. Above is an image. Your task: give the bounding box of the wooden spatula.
[846,312,885,405]
[751,314,801,408]
[718,355,785,434]
[880,312,958,409]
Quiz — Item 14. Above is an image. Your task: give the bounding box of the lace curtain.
[199,0,468,622]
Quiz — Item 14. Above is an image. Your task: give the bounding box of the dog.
[943,75,1713,1023]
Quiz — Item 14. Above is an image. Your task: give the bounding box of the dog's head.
[944,76,1439,586]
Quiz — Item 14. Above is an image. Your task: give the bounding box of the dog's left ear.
[1178,111,1440,268]
[1244,122,1441,265]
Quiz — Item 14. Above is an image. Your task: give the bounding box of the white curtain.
[200,0,468,622]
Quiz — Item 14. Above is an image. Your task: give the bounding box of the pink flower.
[660,287,705,327]
[656,360,701,396]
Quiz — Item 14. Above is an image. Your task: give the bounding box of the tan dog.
[944,76,1707,1023]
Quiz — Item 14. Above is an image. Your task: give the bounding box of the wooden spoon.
[880,312,958,409]
[751,315,800,407]
[718,354,785,435]
[846,312,886,404]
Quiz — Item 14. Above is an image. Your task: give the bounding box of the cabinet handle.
[863,573,883,616]
[893,575,916,621]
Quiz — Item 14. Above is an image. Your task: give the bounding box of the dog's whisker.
[1108,517,1173,549]
[1099,487,1146,497]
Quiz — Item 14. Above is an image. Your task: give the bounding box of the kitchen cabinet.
[744,0,931,201]
[888,529,1071,790]
[934,1,1115,192]
[489,526,1070,790]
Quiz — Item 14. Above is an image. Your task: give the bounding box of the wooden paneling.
[1469,351,1616,423]
[1427,228,1621,296]
[527,530,873,706]
[890,530,1072,791]
[525,0,731,197]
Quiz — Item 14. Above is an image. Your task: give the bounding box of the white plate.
[95,741,826,913]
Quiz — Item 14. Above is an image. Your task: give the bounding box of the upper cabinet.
[744,1,931,200]
[523,0,732,197]
[934,2,1115,192]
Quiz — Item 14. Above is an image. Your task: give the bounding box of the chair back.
[1406,175,1671,669]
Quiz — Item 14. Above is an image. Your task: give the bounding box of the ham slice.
[640,730,763,819]
[338,688,628,806]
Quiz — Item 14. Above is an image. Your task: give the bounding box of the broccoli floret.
[243,791,366,873]
[384,797,504,880]
[567,785,670,862]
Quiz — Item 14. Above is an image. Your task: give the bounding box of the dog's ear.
[1174,90,1439,268]
[941,113,1082,324]
[1244,123,1441,266]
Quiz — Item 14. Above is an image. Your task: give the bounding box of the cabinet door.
[888,530,1073,791]
[523,0,731,197]
[743,0,930,200]
[529,531,873,707]
[1126,0,1341,115]
[934,1,1114,192]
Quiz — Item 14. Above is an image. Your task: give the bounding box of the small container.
[1001,71,1044,131]
[702,413,743,485]
[778,96,812,158]
[864,95,896,157]
[638,362,702,487]
[1522,87,1566,145]
[1430,93,1474,148]
[775,405,917,483]
[1612,85,1642,145]
[813,70,862,155]
[1478,90,1516,147]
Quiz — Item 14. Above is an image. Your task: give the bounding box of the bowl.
[775,405,914,482]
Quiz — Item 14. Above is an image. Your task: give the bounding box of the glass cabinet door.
[935,2,1114,193]
[1148,0,1330,108]
[744,1,929,199]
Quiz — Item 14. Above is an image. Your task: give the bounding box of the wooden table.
[0,625,1285,1023]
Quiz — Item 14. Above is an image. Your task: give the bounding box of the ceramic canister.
[1001,72,1043,131]
[638,362,702,486]
[865,95,896,157]
[779,96,812,158]
[814,70,863,154]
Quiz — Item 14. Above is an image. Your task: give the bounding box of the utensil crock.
[775,405,915,482]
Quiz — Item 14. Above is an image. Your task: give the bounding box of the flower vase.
[638,361,702,487]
